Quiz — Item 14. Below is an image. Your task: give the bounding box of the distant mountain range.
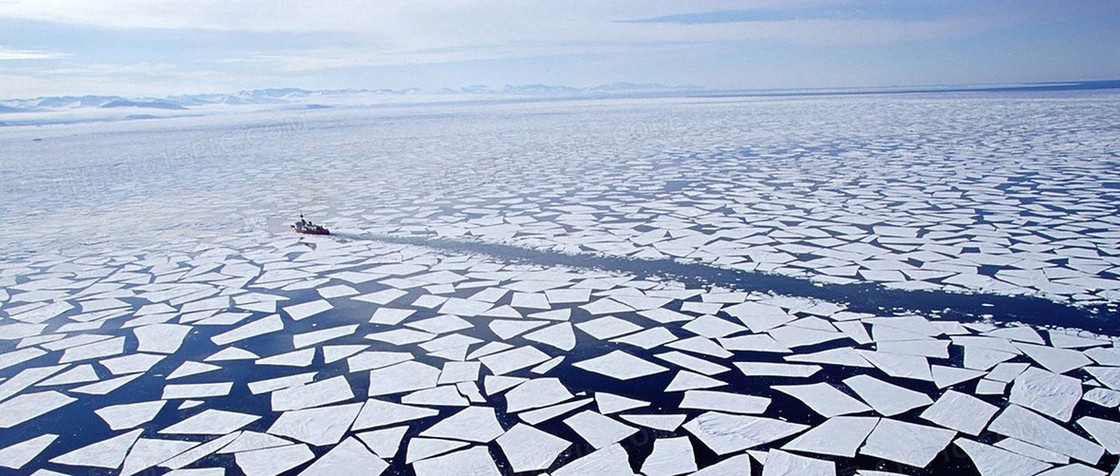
[2,80,1117,122]
[0,82,707,114]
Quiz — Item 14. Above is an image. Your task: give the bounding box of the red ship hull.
[291,225,330,235]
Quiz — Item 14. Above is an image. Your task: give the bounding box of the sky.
[0,0,1118,98]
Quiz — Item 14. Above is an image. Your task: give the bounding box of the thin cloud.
[0,45,63,60]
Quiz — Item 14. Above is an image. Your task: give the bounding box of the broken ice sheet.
[412,445,500,476]
[573,350,669,380]
[680,390,770,414]
[842,374,932,417]
[683,411,808,455]
[782,416,879,458]
[0,433,58,470]
[564,410,638,449]
[772,383,871,418]
[497,423,571,472]
[919,390,998,436]
[859,418,956,468]
[641,437,697,476]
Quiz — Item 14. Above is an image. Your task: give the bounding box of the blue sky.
[0,0,1118,98]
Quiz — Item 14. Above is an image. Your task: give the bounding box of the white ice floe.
[931,365,986,389]
[95,400,166,430]
[783,416,879,458]
[683,412,808,455]
[36,364,99,386]
[843,375,933,417]
[987,405,1103,464]
[994,438,1068,465]
[437,361,481,385]
[0,434,58,470]
[620,414,686,431]
[496,423,570,472]
[576,316,642,340]
[234,444,315,476]
[1077,416,1120,455]
[161,382,233,399]
[682,314,747,339]
[484,375,528,395]
[368,307,416,325]
[217,431,292,454]
[612,327,677,350]
[419,406,503,443]
[119,438,199,476]
[520,398,594,425]
[595,392,649,414]
[298,437,388,476]
[641,437,697,476]
[859,418,956,468]
[722,302,794,332]
[133,323,191,354]
[160,409,260,435]
[50,428,143,469]
[551,443,634,476]
[692,454,752,476]
[352,399,438,431]
[919,390,998,436]
[368,361,440,396]
[784,347,872,368]
[680,390,770,414]
[412,446,500,476]
[489,319,548,340]
[773,383,871,418]
[524,322,577,351]
[257,348,315,367]
[761,449,835,476]
[654,351,731,376]
[71,373,142,395]
[248,372,317,395]
[283,300,333,321]
[1015,343,1092,375]
[271,375,354,412]
[954,438,1053,476]
[1009,367,1082,422]
[267,402,363,446]
[856,350,933,382]
[480,346,551,376]
[717,334,792,354]
[665,370,726,392]
[0,391,76,428]
[573,350,669,380]
[166,361,221,381]
[505,378,573,412]
[356,425,408,458]
[564,410,638,449]
[159,432,240,470]
[293,324,358,349]
[735,362,821,378]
